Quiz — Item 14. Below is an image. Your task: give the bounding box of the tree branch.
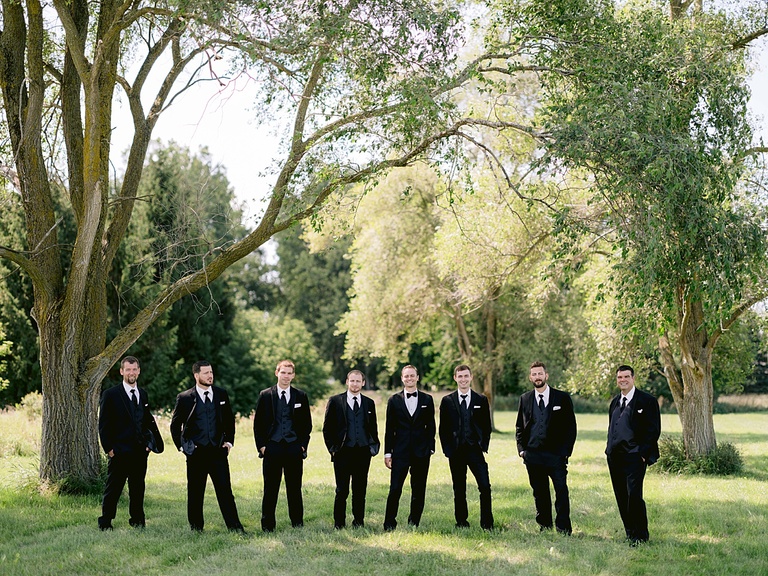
[709,291,768,350]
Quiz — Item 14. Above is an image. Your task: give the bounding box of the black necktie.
[281,390,287,404]
[353,396,359,412]
[406,392,417,398]
[620,396,627,413]
[538,394,545,411]
[460,394,468,409]
[130,388,138,407]
[204,391,211,405]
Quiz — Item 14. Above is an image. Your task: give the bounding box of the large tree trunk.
[39,333,102,484]
[659,294,717,458]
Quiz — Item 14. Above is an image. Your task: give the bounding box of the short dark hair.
[121,356,140,369]
[193,360,212,374]
[453,364,472,376]
[616,365,634,376]
[529,361,546,372]
[401,364,418,376]
[346,369,366,383]
[276,360,295,372]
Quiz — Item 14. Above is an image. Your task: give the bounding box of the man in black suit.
[606,364,661,546]
[170,360,244,533]
[383,365,436,531]
[439,364,494,530]
[323,370,380,529]
[254,359,312,532]
[516,361,577,535]
[98,356,164,530]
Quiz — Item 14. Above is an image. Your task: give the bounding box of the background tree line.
[2,142,766,416]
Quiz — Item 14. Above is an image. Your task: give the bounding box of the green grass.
[1,407,767,576]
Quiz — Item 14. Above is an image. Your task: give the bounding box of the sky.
[111,38,768,222]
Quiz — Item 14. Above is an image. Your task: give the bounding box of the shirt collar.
[277,385,292,398]
[346,391,362,408]
[196,385,213,401]
[534,385,550,406]
[122,382,138,397]
[621,386,636,404]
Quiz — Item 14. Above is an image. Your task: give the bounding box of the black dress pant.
[261,440,304,530]
[384,455,431,529]
[99,449,148,527]
[332,446,372,528]
[186,445,243,531]
[523,450,571,533]
[448,444,493,529]
[607,452,649,542]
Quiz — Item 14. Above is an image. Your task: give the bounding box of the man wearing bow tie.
[170,361,244,533]
[323,370,380,528]
[254,360,312,532]
[439,364,494,530]
[606,365,661,546]
[98,356,164,530]
[516,362,577,535]
[383,365,436,531]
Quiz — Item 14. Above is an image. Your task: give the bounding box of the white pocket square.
[553,405,561,411]
[637,409,643,413]
[220,401,226,405]
[294,403,302,408]
[473,405,481,409]
[421,405,427,408]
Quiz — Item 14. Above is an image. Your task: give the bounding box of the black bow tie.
[406,392,417,398]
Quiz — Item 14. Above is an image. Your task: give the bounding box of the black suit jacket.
[606,388,661,464]
[323,393,380,457]
[98,384,164,455]
[439,390,492,458]
[515,387,577,458]
[253,385,312,455]
[170,386,236,455]
[384,390,436,459]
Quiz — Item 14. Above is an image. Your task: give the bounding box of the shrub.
[657,435,743,475]
[17,391,43,419]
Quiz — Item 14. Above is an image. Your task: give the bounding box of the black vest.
[459,395,479,447]
[607,399,638,455]
[344,400,367,448]
[528,395,549,449]
[129,393,145,449]
[191,394,218,447]
[270,392,298,443]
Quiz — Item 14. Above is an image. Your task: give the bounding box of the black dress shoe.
[383,524,396,532]
[129,520,146,529]
[99,524,113,531]
[455,521,470,528]
[230,526,247,535]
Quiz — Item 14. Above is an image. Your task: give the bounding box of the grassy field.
[1,397,766,576]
